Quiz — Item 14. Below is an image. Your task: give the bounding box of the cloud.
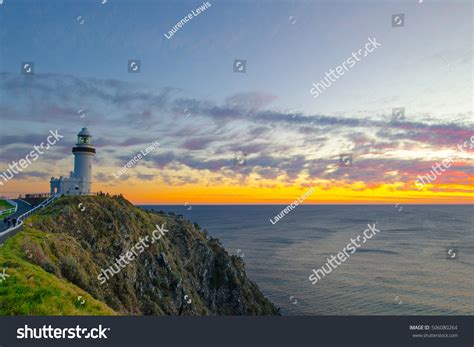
[182,137,215,150]
[224,92,278,110]
[1,72,472,193]
[136,173,155,181]
[95,172,112,182]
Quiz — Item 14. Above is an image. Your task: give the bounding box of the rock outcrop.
[3,195,278,315]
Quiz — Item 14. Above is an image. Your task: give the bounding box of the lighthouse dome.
[78,127,91,137]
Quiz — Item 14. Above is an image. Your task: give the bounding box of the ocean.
[140,205,474,315]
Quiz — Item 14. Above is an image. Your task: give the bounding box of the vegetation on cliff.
[0,195,278,315]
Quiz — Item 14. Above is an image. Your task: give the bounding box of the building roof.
[78,127,91,137]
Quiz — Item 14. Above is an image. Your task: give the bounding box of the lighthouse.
[72,127,95,186]
[50,128,96,196]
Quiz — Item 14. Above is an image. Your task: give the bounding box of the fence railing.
[0,199,18,217]
[1,192,108,199]
[0,194,58,239]
[1,193,52,199]
[18,194,58,222]
[24,193,52,198]
[0,208,16,218]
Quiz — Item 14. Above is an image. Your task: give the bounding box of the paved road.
[0,199,34,233]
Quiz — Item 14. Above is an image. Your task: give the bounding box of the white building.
[50,128,96,196]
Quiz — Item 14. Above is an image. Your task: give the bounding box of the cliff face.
[5,195,278,315]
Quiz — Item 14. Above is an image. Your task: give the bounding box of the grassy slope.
[0,220,117,315]
[0,195,278,316]
[0,199,15,218]
[0,199,14,211]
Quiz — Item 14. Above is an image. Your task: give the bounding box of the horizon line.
[135,203,474,206]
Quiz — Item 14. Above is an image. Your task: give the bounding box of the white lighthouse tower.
[50,128,96,196]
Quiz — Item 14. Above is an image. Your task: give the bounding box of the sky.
[0,0,472,204]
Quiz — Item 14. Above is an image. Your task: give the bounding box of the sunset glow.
[0,1,472,205]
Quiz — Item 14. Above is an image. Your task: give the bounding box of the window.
[78,135,90,144]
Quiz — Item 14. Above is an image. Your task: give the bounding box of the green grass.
[0,199,15,218]
[0,221,117,316]
[0,199,14,210]
[0,195,279,316]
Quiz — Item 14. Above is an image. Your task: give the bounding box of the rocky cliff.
[0,195,278,315]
